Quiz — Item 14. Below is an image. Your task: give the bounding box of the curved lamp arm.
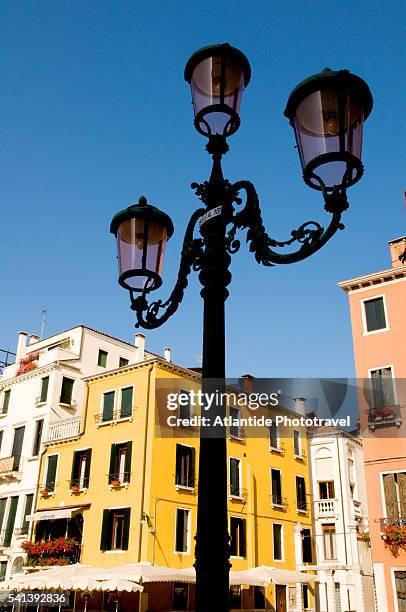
[131,208,205,329]
[227,180,348,266]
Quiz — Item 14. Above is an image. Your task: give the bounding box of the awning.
[234,566,319,586]
[27,507,83,522]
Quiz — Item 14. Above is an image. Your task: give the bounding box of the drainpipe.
[138,364,154,561]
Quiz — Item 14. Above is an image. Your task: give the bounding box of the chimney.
[389,236,406,269]
[294,397,306,415]
[134,333,145,362]
[163,347,171,362]
[241,374,255,394]
[16,331,28,361]
[29,334,40,345]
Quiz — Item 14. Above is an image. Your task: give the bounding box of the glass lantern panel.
[191,56,244,135]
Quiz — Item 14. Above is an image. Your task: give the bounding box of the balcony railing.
[271,494,287,509]
[380,517,406,531]
[0,455,23,479]
[229,427,246,442]
[229,486,248,500]
[269,442,285,455]
[95,409,132,425]
[314,499,338,517]
[45,417,81,442]
[175,475,195,489]
[368,405,402,430]
[108,472,131,487]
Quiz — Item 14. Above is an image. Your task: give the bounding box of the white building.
[0,325,167,579]
[305,429,375,612]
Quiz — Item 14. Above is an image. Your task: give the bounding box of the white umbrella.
[65,576,142,592]
[1,563,107,591]
[92,562,193,584]
[234,566,319,586]
[175,567,258,586]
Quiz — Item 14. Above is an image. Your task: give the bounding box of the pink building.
[338,236,406,612]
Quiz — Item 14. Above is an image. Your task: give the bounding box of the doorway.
[275,585,287,612]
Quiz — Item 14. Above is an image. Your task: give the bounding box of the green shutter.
[190,447,195,487]
[176,444,182,485]
[98,350,108,367]
[100,510,111,551]
[121,508,131,550]
[32,420,43,456]
[46,456,58,492]
[365,298,386,332]
[0,499,7,531]
[120,387,133,418]
[12,427,25,471]
[102,392,115,421]
[22,494,34,534]
[124,442,132,483]
[2,390,10,414]
[84,449,92,487]
[119,357,129,368]
[109,444,117,483]
[71,451,80,487]
[40,377,49,403]
[4,497,18,547]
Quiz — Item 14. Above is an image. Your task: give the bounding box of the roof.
[338,264,406,292]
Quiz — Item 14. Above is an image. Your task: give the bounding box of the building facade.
[307,429,375,612]
[339,236,406,612]
[0,326,158,581]
[33,360,316,611]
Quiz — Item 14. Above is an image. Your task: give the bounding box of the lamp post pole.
[110,43,373,612]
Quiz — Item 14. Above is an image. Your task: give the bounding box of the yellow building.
[32,358,315,611]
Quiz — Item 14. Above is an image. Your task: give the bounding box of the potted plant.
[111,478,121,487]
[383,524,406,557]
[70,483,80,492]
[40,488,49,496]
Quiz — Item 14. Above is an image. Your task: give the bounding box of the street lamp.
[111,43,373,612]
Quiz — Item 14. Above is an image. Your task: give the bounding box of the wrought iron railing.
[368,405,402,430]
[380,517,406,530]
[229,485,248,500]
[175,474,195,489]
[271,494,287,508]
[96,408,133,424]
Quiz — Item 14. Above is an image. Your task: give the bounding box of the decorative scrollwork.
[131,208,205,329]
[227,180,347,265]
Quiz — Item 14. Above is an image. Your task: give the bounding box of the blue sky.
[1,0,405,377]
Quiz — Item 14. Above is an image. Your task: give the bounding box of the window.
[0,562,6,581]
[273,523,283,560]
[45,455,58,492]
[71,449,92,489]
[293,430,302,456]
[120,387,133,418]
[109,442,132,484]
[39,377,49,403]
[363,296,387,332]
[176,444,195,488]
[32,420,44,456]
[230,458,241,497]
[175,508,190,553]
[98,349,108,367]
[60,377,74,405]
[271,468,283,506]
[230,517,246,557]
[11,426,25,471]
[269,423,279,449]
[102,391,115,422]
[383,472,406,518]
[230,585,242,609]
[1,390,10,415]
[296,476,307,511]
[229,407,242,439]
[0,430,3,453]
[322,524,337,560]
[179,389,192,420]
[319,481,335,499]
[119,357,129,368]
[303,584,310,610]
[0,498,6,532]
[21,494,34,534]
[394,571,406,612]
[301,528,312,563]
[173,583,189,610]
[100,508,130,551]
[3,496,18,547]
[371,367,395,408]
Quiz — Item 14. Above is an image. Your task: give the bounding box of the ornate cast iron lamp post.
[110,43,373,611]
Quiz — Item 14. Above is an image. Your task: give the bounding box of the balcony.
[380,517,406,531]
[271,495,287,510]
[22,537,82,568]
[45,417,81,443]
[229,486,248,501]
[95,409,133,426]
[314,499,338,517]
[368,405,401,431]
[175,475,196,491]
[229,427,246,442]
[0,456,23,480]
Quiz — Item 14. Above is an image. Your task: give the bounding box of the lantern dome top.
[184,43,251,86]
[284,67,373,124]
[110,196,174,239]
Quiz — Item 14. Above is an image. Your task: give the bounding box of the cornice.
[338,265,406,292]
[0,361,81,390]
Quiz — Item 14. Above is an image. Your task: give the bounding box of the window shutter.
[398,473,406,517]
[12,427,25,471]
[84,449,92,487]
[40,377,49,403]
[109,444,117,483]
[176,444,182,485]
[383,473,399,518]
[0,499,6,531]
[365,298,386,332]
[102,392,115,422]
[46,456,58,491]
[240,519,246,557]
[4,497,18,547]
[124,442,132,483]
[71,451,80,486]
[230,459,239,495]
[60,378,74,404]
[190,447,196,487]
[120,387,133,418]
[100,510,111,551]
[121,508,131,550]
[22,494,34,534]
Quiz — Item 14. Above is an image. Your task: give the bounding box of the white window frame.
[272,522,284,562]
[361,294,390,335]
[229,515,246,559]
[269,422,280,451]
[179,388,193,420]
[174,507,191,555]
[293,430,303,458]
[270,467,284,507]
[175,443,195,491]
[97,348,108,368]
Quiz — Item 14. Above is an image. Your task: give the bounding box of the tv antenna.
[39,306,47,339]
